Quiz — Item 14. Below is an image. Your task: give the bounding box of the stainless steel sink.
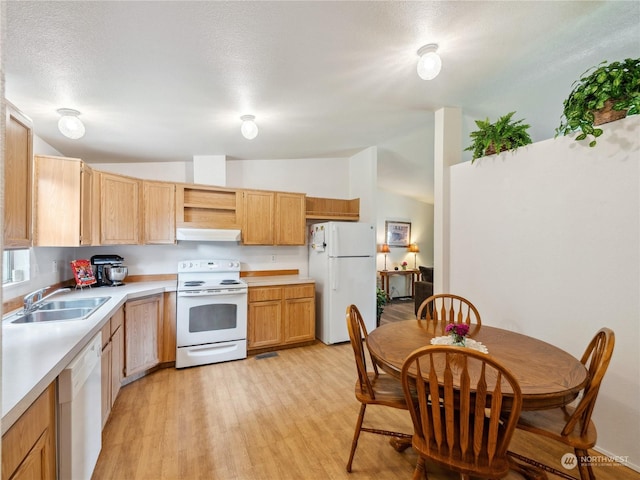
[11,307,96,324]
[7,296,111,324]
[38,297,111,311]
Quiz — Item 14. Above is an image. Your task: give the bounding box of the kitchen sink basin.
[10,307,96,324]
[38,297,111,311]
[6,296,111,324]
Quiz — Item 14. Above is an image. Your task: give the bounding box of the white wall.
[449,116,640,468]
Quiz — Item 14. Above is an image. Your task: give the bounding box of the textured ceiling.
[4,1,639,203]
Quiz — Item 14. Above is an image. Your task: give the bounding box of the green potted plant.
[376,287,388,323]
[556,57,640,147]
[465,111,533,163]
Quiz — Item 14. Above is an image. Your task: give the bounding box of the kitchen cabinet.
[33,155,93,246]
[176,183,242,229]
[124,294,163,379]
[242,190,306,245]
[4,102,33,248]
[143,180,175,244]
[160,291,177,363]
[248,283,315,352]
[1,383,56,480]
[101,306,124,428]
[100,172,141,244]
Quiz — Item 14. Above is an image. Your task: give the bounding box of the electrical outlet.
[271,255,277,263]
[52,260,58,273]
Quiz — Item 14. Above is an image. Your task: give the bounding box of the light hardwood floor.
[93,303,639,480]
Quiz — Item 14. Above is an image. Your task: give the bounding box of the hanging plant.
[464,111,533,163]
[556,57,640,147]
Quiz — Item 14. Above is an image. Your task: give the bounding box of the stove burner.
[220,279,241,285]
[184,281,205,287]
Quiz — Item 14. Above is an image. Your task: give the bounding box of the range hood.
[176,228,241,242]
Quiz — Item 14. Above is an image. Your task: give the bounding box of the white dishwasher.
[58,332,102,480]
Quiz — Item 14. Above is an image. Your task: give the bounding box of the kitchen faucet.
[23,287,71,313]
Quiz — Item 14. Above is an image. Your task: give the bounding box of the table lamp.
[408,243,419,269]
[380,244,390,270]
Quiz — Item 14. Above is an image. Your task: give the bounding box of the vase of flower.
[401,261,407,271]
[445,323,470,346]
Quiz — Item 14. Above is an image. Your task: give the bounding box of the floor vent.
[255,352,279,360]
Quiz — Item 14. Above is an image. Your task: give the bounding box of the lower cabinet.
[124,294,164,379]
[1,383,56,480]
[101,306,124,428]
[248,283,315,352]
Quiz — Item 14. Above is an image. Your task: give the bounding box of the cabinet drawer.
[248,286,282,302]
[284,284,315,300]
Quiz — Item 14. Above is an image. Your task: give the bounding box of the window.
[2,249,30,285]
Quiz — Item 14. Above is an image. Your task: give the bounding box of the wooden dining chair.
[508,327,615,480]
[416,293,482,327]
[345,304,412,473]
[401,345,522,480]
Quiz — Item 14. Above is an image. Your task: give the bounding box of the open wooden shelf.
[305,196,359,221]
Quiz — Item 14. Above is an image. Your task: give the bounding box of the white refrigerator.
[309,222,377,344]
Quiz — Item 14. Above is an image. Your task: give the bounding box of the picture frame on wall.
[385,221,411,247]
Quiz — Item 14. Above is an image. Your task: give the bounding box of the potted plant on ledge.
[465,111,533,163]
[556,57,640,147]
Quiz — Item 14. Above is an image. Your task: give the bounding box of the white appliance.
[309,222,377,344]
[58,332,102,480]
[176,259,248,368]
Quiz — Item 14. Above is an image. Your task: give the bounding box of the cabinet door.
[101,341,113,428]
[111,325,124,403]
[160,292,177,363]
[275,192,306,245]
[1,383,56,480]
[283,298,315,344]
[80,164,93,245]
[243,190,275,245]
[143,181,175,244]
[248,301,282,348]
[4,104,33,248]
[124,295,163,377]
[101,172,141,244]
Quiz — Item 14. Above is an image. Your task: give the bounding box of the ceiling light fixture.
[416,43,442,80]
[57,108,86,139]
[240,115,258,140]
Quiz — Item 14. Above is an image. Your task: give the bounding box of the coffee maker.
[91,254,125,287]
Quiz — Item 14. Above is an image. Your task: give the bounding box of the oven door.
[176,290,247,347]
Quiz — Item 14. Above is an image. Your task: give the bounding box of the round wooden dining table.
[367,320,589,411]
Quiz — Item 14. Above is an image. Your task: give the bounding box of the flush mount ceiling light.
[240,115,258,140]
[416,43,442,80]
[57,108,85,139]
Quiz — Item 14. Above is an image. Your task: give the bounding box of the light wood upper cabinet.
[275,192,306,245]
[143,181,175,244]
[242,190,306,246]
[242,190,275,245]
[4,103,33,248]
[100,172,141,244]
[34,155,93,246]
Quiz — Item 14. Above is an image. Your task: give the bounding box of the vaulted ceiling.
[4,1,639,203]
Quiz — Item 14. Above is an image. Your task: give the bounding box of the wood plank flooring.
[93,302,639,480]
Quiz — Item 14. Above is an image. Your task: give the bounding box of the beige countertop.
[2,281,176,434]
[243,275,315,287]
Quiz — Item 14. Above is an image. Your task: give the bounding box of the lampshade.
[240,115,258,140]
[57,108,85,139]
[416,43,442,80]
[408,243,419,253]
[380,243,390,253]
